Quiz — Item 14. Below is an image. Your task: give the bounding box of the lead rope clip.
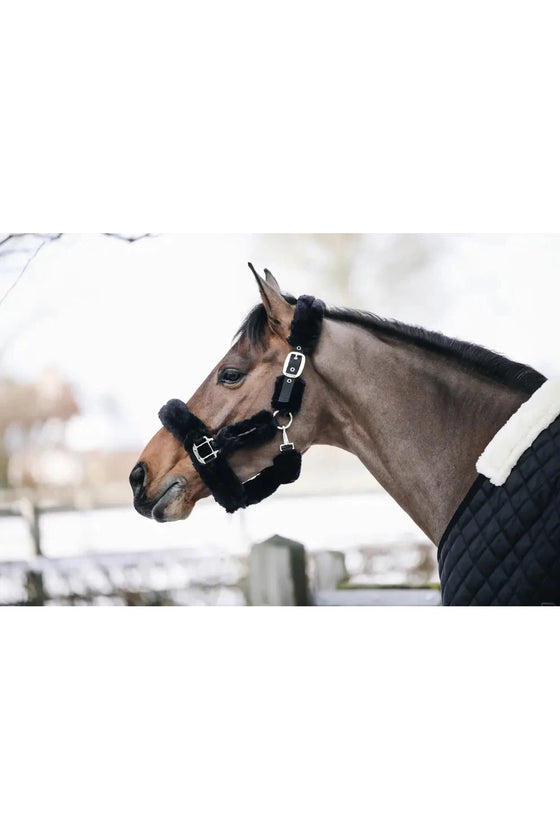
[273,410,295,452]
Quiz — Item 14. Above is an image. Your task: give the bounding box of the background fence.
[0,499,440,605]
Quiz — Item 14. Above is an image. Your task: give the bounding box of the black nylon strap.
[278,377,295,404]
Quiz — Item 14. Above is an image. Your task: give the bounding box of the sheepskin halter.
[158,294,325,513]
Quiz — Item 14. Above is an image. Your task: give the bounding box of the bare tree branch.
[0,233,62,248]
[0,234,64,308]
[0,233,156,308]
[102,233,155,243]
[0,232,155,259]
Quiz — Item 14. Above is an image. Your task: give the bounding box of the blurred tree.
[353,233,448,315]
[0,367,79,487]
[0,232,154,488]
[257,233,446,315]
[258,233,361,304]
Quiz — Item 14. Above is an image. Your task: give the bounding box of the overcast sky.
[1,233,560,452]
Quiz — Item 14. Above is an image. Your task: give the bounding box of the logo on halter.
[282,351,306,378]
[193,435,220,465]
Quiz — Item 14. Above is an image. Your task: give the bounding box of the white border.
[2,608,559,840]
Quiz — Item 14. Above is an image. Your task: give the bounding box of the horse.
[130,265,560,605]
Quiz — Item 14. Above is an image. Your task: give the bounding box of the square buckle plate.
[192,435,220,465]
[282,351,306,378]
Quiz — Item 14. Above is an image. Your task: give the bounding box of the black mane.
[235,297,545,396]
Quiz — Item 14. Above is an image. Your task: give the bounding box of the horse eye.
[218,368,245,385]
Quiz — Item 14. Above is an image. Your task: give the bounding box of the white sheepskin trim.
[476,379,560,486]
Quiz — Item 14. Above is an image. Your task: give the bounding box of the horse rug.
[438,380,560,606]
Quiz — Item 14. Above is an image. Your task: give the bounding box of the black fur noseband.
[158,294,325,513]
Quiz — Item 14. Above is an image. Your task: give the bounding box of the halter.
[158,294,325,513]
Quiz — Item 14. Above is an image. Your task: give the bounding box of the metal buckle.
[192,435,220,465]
[282,351,306,378]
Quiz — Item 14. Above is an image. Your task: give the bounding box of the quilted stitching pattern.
[438,415,560,605]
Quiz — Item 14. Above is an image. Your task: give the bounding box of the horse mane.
[235,296,546,396]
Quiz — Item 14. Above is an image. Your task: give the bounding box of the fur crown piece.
[288,295,325,353]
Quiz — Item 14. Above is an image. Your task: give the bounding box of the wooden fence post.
[19,498,42,557]
[25,569,46,606]
[247,535,310,606]
[312,550,347,591]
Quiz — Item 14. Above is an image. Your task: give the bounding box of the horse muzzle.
[129,463,193,521]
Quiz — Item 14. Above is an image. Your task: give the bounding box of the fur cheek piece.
[271,375,305,414]
[214,410,277,455]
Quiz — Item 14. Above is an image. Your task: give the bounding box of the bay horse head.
[130,266,327,522]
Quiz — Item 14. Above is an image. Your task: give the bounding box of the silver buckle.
[192,435,220,465]
[282,351,306,378]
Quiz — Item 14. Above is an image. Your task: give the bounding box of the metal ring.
[273,410,293,430]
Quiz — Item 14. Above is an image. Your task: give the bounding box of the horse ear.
[247,263,293,339]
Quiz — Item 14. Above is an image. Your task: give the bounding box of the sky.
[1,233,560,454]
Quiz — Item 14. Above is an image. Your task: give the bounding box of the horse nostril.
[129,462,147,496]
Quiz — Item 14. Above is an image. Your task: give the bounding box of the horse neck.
[312,318,528,544]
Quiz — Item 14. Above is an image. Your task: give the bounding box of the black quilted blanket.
[438,414,560,606]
